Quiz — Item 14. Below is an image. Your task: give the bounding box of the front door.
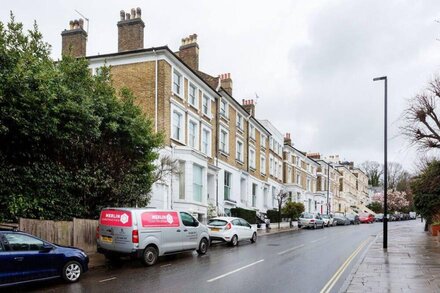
[179,212,199,250]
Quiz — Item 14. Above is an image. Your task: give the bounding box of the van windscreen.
[208,219,228,227]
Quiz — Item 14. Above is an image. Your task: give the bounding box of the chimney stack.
[219,73,233,96]
[284,133,292,146]
[242,99,256,117]
[178,34,199,71]
[117,7,145,52]
[61,18,87,58]
[307,152,321,159]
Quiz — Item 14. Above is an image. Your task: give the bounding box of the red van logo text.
[100,210,132,227]
[141,212,180,227]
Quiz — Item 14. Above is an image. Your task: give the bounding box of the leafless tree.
[275,190,289,228]
[360,160,383,187]
[387,162,404,190]
[403,76,440,149]
[153,155,181,184]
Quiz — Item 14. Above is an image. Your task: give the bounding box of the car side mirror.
[41,244,53,252]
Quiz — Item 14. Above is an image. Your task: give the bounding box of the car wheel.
[298,225,302,229]
[62,261,82,283]
[322,223,325,229]
[141,246,158,266]
[250,232,257,243]
[230,235,238,246]
[197,238,209,255]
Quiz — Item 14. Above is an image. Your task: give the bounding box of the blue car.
[0,229,89,287]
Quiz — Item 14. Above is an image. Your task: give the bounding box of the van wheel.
[141,246,158,266]
[250,232,257,243]
[229,235,238,246]
[197,238,209,255]
[62,261,82,283]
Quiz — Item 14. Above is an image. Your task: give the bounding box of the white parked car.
[207,217,257,246]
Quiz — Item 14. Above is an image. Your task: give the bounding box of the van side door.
[179,212,199,250]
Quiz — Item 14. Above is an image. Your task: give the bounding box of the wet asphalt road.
[13,222,383,293]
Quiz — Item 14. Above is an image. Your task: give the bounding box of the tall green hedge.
[230,208,256,224]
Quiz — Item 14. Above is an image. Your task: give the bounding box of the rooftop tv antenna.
[254,93,260,104]
[75,9,89,34]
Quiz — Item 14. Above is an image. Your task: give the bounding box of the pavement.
[17,222,381,293]
[342,220,440,293]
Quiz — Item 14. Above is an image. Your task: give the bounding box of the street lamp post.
[373,76,388,249]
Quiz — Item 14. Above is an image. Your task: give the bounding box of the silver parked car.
[321,214,336,227]
[298,213,325,229]
[333,212,350,225]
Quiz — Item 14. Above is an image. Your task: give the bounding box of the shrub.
[230,208,256,224]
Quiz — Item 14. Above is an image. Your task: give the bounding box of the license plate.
[101,236,113,243]
[210,228,220,232]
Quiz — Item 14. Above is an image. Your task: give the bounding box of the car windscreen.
[321,215,330,219]
[208,219,228,227]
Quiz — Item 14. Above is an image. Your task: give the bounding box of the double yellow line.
[320,238,371,293]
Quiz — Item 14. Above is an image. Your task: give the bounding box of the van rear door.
[99,209,134,253]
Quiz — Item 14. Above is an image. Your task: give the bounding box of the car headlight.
[79,251,88,258]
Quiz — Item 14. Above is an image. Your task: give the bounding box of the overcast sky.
[3,0,440,172]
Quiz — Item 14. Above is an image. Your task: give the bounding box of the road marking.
[206,259,265,282]
[277,244,305,255]
[99,277,117,283]
[161,264,172,267]
[320,238,370,293]
[311,237,327,243]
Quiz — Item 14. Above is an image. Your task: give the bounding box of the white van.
[96,208,210,266]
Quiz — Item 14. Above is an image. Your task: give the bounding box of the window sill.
[236,159,244,165]
[219,150,229,157]
[189,103,199,112]
[171,137,185,145]
[249,166,256,172]
[173,92,183,100]
[220,113,229,121]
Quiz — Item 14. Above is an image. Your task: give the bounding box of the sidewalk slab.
[343,220,440,292]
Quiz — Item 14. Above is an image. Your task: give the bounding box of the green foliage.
[266,209,282,223]
[411,160,440,224]
[0,15,163,221]
[230,208,256,224]
[366,201,383,214]
[282,202,304,220]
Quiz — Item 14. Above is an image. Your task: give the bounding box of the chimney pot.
[118,8,145,52]
[61,18,87,58]
[178,33,199,71]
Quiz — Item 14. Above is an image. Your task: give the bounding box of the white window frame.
[188,118,199,150]
[270,156,274,175]
[260,155,266,175]
[172,69,183,97]
[236,139,244,162]
[261,134,266,148]
[249,147,256,169]
[236,113,243,131]
[171,106,185,143]
[188,82,198,108]
[219,126,229,154]
[220,99,229,118]
[250,124,256,140]
[202,94,211,117]
[201,126,211,157]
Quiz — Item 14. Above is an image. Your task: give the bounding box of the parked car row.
[298,211,379,230]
